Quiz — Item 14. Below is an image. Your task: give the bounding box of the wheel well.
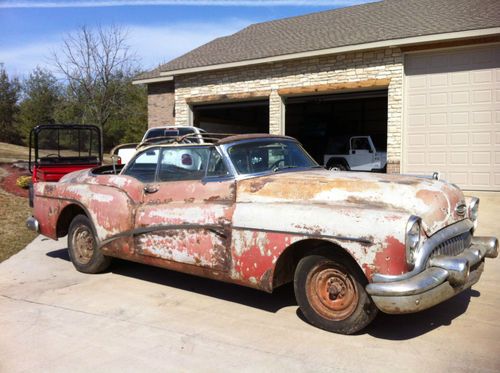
[272,239,365,289]
[56,204,87,237]
[326,158,349,169]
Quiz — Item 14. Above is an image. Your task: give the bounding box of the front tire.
[68,215,111,273]
[294,254,377,334]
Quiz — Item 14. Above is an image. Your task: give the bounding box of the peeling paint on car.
[31,136,481,295]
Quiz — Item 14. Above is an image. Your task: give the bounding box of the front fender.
[231,202,412,288]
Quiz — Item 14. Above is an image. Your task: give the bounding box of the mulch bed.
[0,163,30,198]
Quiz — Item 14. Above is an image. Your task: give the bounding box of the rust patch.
[248,178,273,193]
[374,236,408,276]
[239,173,381,201]
[416,189,448,223]
[346,197,390,210]
[362,263,375,281]
[204,195,222,202]
[45,184,56,194]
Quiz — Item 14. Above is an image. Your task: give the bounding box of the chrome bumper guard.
[366,236,498,314]
[26,216,39,233]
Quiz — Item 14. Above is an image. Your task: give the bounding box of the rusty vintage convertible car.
[27,133,498,334]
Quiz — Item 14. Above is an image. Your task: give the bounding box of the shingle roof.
[137,0,500,81]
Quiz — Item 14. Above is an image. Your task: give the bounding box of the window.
[123,146,231,183]
[227,140,317,175]
[122,148,160,182]
[157,147,230,181]
[351,137,371,151]
[207,148,230,177]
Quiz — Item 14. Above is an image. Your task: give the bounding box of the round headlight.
[406,216,422,265]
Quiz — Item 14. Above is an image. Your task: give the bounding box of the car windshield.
[227,140,319,175]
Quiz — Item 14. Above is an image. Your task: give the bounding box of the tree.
[105,79,147,149]
[19,67,61,143]
[0,64,21,144]
[53,25,138,131]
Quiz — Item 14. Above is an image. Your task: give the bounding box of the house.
[133,0,500,191]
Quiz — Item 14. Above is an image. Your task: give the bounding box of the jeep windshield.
[226,139,319,175]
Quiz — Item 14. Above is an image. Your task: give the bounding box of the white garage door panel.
[404,44,500,191]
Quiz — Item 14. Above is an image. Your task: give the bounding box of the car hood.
[237,169,467,236]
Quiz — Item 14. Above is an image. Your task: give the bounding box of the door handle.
[144,185,159,194]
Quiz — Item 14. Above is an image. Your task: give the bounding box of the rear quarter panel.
[34,176,139,242]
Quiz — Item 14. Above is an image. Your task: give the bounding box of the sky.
[0,0,377,78]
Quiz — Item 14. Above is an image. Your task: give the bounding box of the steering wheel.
[270,159,285,170]
[43,153,59,158]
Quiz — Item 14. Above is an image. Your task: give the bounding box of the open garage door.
[285,90,388,169]
[404,45,500,191]
[193,100,269,134]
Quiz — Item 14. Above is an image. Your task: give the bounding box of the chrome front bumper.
[366,236,498,314]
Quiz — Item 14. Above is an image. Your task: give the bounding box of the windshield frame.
[219,138,320,178]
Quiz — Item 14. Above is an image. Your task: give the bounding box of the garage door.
[403,44,500,191]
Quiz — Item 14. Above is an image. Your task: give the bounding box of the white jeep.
[324,136,387,172]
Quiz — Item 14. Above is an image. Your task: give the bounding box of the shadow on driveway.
[47,248,475,340]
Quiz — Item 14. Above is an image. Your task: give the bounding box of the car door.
[348,137,375,170]
[133,145,235,272]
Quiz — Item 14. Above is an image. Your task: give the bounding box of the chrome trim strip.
[373,219,474,283]
[98,223,228,249]
[232,226,372,244]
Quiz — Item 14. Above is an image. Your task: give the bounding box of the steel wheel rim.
[305,262,359,321]
[72,226,94,264]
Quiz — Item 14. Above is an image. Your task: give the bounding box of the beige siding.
[403,44,500,190]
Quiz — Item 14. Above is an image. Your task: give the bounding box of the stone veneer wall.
[147,81,175,128]
[173,48,403,173]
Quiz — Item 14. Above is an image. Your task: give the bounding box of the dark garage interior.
[285,90,388,166]
[193,100,269,134]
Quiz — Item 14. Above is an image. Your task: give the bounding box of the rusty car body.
[27,133,498,334]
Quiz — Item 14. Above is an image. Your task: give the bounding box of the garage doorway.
[193,100,269,134]
[285,90,388,168]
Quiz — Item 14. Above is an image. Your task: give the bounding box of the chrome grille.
[430,231,472,258]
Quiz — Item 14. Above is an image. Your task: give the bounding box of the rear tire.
[68,215,111,273]
[294,253,377,334]
[327,163,347,171]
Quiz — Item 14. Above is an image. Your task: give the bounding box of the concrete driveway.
[1,192,499,372]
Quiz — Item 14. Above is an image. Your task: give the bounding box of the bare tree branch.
[51,24,138,129]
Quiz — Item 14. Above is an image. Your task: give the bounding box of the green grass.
[0,167,37,262]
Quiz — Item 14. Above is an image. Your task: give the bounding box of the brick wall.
[171,48,403,173]
[147,81,175,128]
